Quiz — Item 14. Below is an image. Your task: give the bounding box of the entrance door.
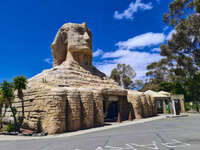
[156,100,163,114]
[174,99,181,115]
[104,101,119,122]
[107,102,118,121]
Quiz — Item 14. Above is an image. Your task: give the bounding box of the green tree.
[161,0,200,78]
[144,59,174,91]
[158,82,174,92]
[0,89,4,128]
[0,89,9,129]
[158,81,186,94]
[110,68,120,85]
[0,81,18,132]
[185,73,200,102]
[145,0,200,103]
[133,80,145,91]
[122,74,133,89]
[13,76,27,128]
[110,64,136,89]
[163,0,200,27]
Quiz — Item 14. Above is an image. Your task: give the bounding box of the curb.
[166,114,189,118]
[0,115,166,141]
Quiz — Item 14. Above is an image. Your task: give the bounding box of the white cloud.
[93,49,104,57]
[95,49,163,80]
[163,26,169,32]
[102,49,129,58]
[151,47,160,52]
[114,0,153,20]
[94,31,167,80]
[44,58,52,65]
[95,63,117,76]
[116,32,165,50]
[166,29,176,40]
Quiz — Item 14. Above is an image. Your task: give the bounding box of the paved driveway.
[0,114,200,150]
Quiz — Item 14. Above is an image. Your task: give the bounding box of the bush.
[18,116,23,125]
[185,102,199,111]
[185,102,191,111]
[192,103,199,111]
[6,123,14,133]
[167,107,171,114]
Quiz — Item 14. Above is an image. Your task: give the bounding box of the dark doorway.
[104,101,119,122]
[174,99,181,115]
[156,100,163,114]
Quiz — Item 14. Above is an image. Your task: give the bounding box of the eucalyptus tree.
[110,64,136,89]
[145,0,200,100]
[161,0,200,79]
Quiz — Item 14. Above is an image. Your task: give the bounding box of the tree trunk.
[18,89,24,129]
[8,100,18,132]
[0,104,7,128]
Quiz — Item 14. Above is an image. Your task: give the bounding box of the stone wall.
[3,87,104,134]
[127,91,157,119]
[127,92,142,119]
[80,89,94,129]
[119,96,129,121]
[93,91,104,126]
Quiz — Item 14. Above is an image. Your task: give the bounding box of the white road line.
[161,139,191,148]
[130,141,159,150]
[106,144,137,150]
[75,139,191,150]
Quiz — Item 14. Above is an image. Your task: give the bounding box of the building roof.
[127,90,144,95]
[158,91,171,96]
[144,90,169,98]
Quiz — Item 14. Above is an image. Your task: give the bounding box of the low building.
[159,91,185,115]
[145,90,170,114]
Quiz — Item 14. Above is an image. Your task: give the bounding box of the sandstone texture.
[127,90,157,119]
[4,22,127,134]
[127,90,143,119]
[51,23,92,67]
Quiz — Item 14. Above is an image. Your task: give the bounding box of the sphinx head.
[51,22,92,66]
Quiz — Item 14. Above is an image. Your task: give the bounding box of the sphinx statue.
[3,22,128,134]
[2,23,161,134]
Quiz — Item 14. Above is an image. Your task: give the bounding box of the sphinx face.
[67,25,92,52]
[51,23,92,67]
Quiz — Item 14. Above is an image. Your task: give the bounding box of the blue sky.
[0,0,174,82]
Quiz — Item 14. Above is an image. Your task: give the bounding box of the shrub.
[185,102,191,111]
[192,103,199,111]
[18,116,23,125]
[167,107,171,114]
[6,123,14,133]
[185,102,199,111]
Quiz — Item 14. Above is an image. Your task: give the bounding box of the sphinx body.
[3,23,128,134]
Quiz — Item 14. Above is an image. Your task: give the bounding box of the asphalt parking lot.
[0,114,200,150]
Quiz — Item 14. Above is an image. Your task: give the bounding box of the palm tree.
[0,89,9,128]
[13,76,27,128]
[0,81,17,132]
[0,89,4,128]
